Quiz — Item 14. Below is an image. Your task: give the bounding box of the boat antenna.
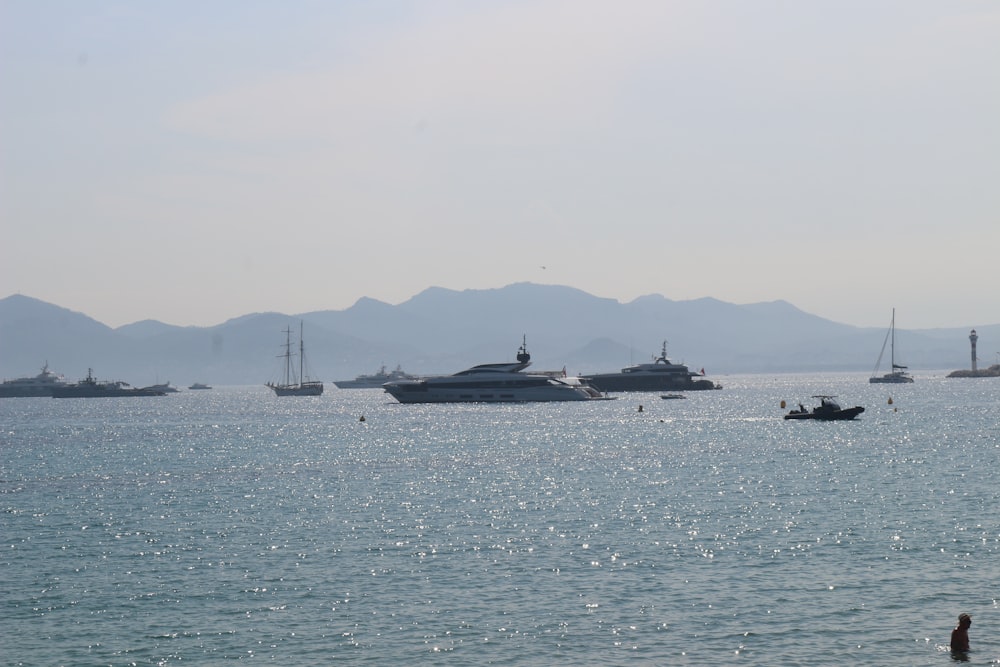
[516,334,531,364]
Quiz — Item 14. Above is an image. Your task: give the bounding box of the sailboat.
[266,322,324,396]
[869,308,914,384]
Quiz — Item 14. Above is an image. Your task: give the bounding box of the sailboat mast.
[890,308,895,368]
[285,326,294,385]
[299,321,305,388]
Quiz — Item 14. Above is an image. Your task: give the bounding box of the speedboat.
[383,337,607,403]
[784,396,864,421]
[582,341,721,392]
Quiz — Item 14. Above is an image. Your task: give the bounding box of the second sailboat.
[267,322,324,396]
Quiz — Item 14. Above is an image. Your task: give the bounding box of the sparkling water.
[2,373,998,665]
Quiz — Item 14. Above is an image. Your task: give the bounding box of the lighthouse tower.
[970,329,979,372]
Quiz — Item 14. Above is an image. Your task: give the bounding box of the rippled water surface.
[2,373,998,665]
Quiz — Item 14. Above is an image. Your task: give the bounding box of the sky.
[2,1,998,330]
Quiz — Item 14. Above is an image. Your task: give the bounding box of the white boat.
[266,322,324,396]
[333,364,418,388]
[0,362,69,397]
[870,308,914,384]
[383,337,607,403]
[188,382,212,390]
[142,382,179,393]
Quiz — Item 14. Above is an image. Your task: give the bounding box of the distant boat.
[870,308,914,384]
[142,382,179,393]
[52,368,166,398]
[333,364,418,389]
[188,382,212,390]
[0,362,69,398]
[266,322,324,396]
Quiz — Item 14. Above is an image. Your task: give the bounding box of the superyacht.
[0,362,69,397]
[582,341,721,393]
[383,338,605,403]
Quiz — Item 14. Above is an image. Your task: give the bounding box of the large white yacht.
[383,338,605,404]
[0,362,69,398]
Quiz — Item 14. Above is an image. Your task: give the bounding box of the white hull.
[385,380,594,403]
[869,372,914,384]
[384,337,605,403]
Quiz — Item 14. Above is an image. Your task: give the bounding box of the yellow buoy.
[887,397,893,405]
[780,400,786,409]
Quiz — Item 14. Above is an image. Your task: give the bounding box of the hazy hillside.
[1,286,996,386]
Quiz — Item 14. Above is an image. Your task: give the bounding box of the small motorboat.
[660,393,686,400]
[784,395,864,421]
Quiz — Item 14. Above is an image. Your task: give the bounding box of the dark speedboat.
[784,396,864,421]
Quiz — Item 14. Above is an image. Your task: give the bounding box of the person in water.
[950,613,971,654]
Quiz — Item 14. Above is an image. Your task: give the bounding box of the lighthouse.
[970,329,979,372]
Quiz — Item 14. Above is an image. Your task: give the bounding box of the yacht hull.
[269,382,324,396]
[384,379,595,403]
[584,374,720,393]
[869,373,914,384]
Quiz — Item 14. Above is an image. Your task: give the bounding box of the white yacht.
[0,362,69,397]
[383,338,605,403]
[333,364,418,389]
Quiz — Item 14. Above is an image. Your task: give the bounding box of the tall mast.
[284,326,294,385]
[890,308,895,368]
[299,321,305,387]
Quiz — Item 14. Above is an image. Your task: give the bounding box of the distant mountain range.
[1,284,995,386]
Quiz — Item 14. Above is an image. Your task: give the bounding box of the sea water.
[1,373,998,666]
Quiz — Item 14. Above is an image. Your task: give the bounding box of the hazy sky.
[2,1,998,330]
